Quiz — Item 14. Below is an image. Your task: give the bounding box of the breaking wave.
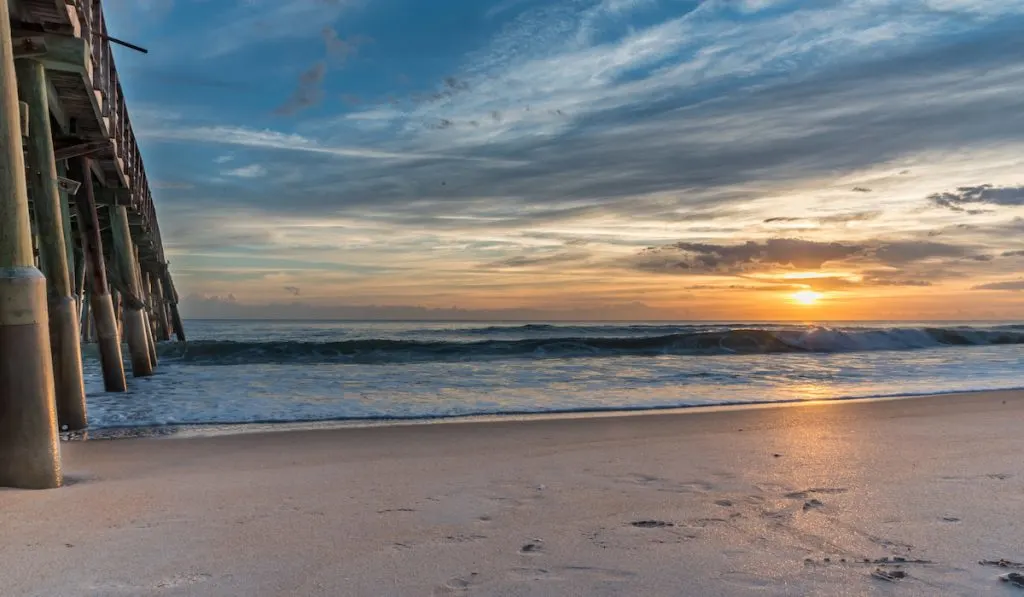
[153,326,1024,365]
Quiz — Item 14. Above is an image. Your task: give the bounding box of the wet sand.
[2,390,1023,596]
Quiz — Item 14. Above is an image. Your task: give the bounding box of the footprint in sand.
[631,520,674,529]
[719,571,773,589]
[783,488,848,499]
[999,572,1024,588]
[561,566,637,582]
[506,566,635,583]
[980,559,1024,569]
[871,568,908,583]
[155,573,213,590]
[87,573,214,595]
[803,499,825,511]
[618,473,715,494]
[443,533,488,544]
[507,567,558,582]
[520,540,544,554]
[433,574,478,596]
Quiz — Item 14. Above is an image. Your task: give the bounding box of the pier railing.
[68,0,163,265]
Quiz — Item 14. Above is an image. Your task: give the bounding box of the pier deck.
[10,0,181,318]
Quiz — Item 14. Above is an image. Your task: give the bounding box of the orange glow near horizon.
[791,290,823,305]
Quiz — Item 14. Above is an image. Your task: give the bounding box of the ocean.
[80,320,1024,431]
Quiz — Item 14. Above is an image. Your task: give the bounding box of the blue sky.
[103,0,1024,320]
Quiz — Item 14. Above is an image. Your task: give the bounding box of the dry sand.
[2,390,1024,596]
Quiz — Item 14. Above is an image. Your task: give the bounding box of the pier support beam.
[0,0,62,489]
[56,161,77,301]
[17,59,87,431]
[152,276,171,341]
[81,288,92,342]
[146,309,158,366]
[159,264,186,342]
[169,302,186,342]
[141,271,159,366]
[110,206,153,377]
[72,156,126,391]
[135,250,157,367]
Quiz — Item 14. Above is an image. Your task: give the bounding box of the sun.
[791,290,823,305]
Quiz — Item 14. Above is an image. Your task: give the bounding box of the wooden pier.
[1,0,184,488]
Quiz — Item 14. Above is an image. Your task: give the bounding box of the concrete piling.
[110,205,153,377]
[72,156,126,392]
[0,0,62,489]
[16,59,87,431]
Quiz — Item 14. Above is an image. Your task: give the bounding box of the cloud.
[973,280,1024,291]
[482,250,592,269]
[484,0,534,19]
[179,294,681,321]
[321,27,371,65]
[818,211,883,224]
[223,164,267,178]
[152,180,195,190]
[929,184,1024,212]
[133,0,1024,314]
[1003,250,1024,257]
[636,239,863,272]
[870,241,973,264]
[147,3,1024,225]
[275,62,327,116]
[763,211,882,225]
[143,125,525,164]
[200,0,361,58]
[782,273,934,291]
[258,19,1024,225]
[272,28,371,117]
[632,238,980,274]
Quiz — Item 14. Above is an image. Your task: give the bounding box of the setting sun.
[791,290,823,305]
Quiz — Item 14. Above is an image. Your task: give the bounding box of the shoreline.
[68,386,1024,441]
[7,390,1024,596]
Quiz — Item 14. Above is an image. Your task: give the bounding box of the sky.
[103,0,1024,321]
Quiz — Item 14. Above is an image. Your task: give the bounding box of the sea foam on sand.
[2,390,1023,596]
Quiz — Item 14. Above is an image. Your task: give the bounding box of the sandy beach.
[2,390,1023,596]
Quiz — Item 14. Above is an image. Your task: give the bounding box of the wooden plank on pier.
[53,138,107,160]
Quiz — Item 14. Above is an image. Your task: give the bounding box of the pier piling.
[17,58,87,431]
[72,156,126,392]
[0,0,61,489]
[111,205,153,377]
[152,275,171,341]
[3,0,188,487]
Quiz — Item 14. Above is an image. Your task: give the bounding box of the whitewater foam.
[134,325,1024,365]
[79,321,1024,430]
